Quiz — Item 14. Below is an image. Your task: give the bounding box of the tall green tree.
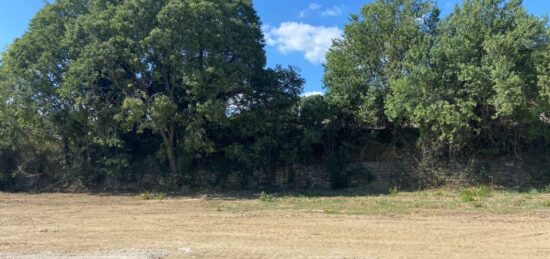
[387,0,550,154]
[324,0,439,129]
[113,0,268,180]
[1,0,298,187]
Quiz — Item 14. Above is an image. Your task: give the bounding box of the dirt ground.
[0,193,549,258]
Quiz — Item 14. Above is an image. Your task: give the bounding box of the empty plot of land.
[0,191,549,258]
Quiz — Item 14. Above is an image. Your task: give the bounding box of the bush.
[259,191,275,202]
[388,186,399,196]
[460,186,492,203]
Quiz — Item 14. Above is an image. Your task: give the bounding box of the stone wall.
[9,157,550,192]
[230,158,550,191]
[343,158,550,191]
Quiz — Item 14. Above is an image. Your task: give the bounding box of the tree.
[1,0,303,188]
[387,0,550,155]
[0,45,61,189]
[112,0,268,180]
[324,0,439,129]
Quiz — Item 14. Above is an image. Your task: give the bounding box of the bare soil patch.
[0,191,549,258]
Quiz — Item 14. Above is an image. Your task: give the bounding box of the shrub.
[529,188,539,195]
[388,186,399,196]
[139,192,166,200]
[460,186,492,203]
[259,191,275,202]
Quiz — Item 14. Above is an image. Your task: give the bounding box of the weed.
[459,186,492,203]
[259,191,275,202]
[388,186,399,196]
[477,186,493,197]
[460,189,476,202]
[324,208,338,214]
[139,192,167,200]
[472,201,484,208]
[543,200,550,207]
[529,188,539,195]
[139,191,153,200]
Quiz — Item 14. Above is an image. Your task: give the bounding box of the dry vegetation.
[1,187,549,258]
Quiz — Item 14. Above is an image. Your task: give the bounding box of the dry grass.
[0,188,549,258]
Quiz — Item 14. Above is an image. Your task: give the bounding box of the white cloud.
[320,5,345,17]
[309,3,322,9]
[264,22,342,64]
[300,3,346,18]
[299,3,322,18]
[302,91,324,97]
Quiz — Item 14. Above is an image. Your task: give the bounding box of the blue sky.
[1,1,548,95]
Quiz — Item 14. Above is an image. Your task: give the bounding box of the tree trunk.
[166,142,178,176]
[161,128,179,177]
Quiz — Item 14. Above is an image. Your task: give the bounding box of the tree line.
[0,0,549,191]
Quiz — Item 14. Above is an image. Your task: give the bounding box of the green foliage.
[460,186,493,203]
[325,0,550,159]
[0,0,307,190]
[387,0,550,154]
[325,0,439,129]
[528,188,539,195]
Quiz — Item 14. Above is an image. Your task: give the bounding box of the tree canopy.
[325,0,550,156]
[0,0,303,189]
